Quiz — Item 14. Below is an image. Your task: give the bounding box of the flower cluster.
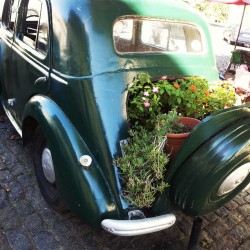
[128,73,236,129]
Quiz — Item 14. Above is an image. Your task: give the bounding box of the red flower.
[174,82,180,89]
[190,85,196,92]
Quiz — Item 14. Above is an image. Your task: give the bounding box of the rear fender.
[23,95,119,228]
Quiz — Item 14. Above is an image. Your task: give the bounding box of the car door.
[10,0,50,129]
[0,0,19,99]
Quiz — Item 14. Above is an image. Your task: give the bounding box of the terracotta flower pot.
[165,117,200,161]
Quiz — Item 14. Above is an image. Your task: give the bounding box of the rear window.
[113,17,204,54]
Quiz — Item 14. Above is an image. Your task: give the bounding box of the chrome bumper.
[101,214,176,236]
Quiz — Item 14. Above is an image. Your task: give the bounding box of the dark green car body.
[0,0,249,235]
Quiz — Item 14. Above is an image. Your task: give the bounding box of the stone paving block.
[222,214,242,230]
[0,159,6,171]
[233,192,248,206]
[17,173,35,189]
[0,169,14,183]
[24,213,46,236]
[236,204,250,218]
[33,232,58,250]
[238,237,250,250]
[17,153,34,166]
[204,212,219,224]
[224,200,239,211]
[215,206,229,218]
[230,224,250,242]
[50,216,75,239]
[214,235,239,250]
[9,163,28,177]
[244,194,250,203]
[24,185,45,208]
[14,199,36,217]
[0,233,11,250]
[7,181,25,203]
[0,206,22,231]
[55,234,87,250]
[5,228,33,250]
[0,188,9,209]
[0,152,18,166]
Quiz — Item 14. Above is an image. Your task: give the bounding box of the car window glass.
[22,0,49,54]
[113,17,204,54]
[0,1,5,22]
[37,3,49,53]
[2,0,19,32]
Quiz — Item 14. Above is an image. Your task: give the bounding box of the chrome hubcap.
[217,163,250,196]
[42,148,55,184]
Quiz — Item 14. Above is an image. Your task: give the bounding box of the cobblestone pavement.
[0,101,249,250]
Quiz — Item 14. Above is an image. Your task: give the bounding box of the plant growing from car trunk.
[116,73,236,208]
[115,126,169,208]
[128,73,236,129]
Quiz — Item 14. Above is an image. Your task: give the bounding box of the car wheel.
[33,127,66,211]
[169,125,250,217]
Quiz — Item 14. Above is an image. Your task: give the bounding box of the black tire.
[169,120,250,217]
[33,127,66,211]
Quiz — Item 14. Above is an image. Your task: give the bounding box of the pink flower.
[161,75,167,80]
[152,87,159,93]
[143,91,149,96]
[144,102,150,108]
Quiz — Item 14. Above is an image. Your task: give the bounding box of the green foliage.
[185,0,229,22]
[115,126,169,208]
[206,80,236,113]
[117,72,236,209]
[128,73,236,128]
[156,110,185,134]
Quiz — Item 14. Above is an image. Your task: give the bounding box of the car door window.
[22,0,49,54]
[2,0,19,32]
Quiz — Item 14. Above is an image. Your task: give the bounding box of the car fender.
[22,95,119,228]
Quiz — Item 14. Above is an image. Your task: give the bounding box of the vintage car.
[223,24,250,47]
[0,0,249,236]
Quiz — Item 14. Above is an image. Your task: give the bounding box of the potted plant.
[156,110,200,161]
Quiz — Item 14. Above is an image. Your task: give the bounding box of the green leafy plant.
[115,126,169,208]
[128,73,236,128]
[156,110,185,134]
[128,72,163,130]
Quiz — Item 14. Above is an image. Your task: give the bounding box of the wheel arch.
[22,116,39,146]
[22,95,120,228]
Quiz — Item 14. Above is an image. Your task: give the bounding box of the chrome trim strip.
[50,73,68,85]
[101,214,176,236]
